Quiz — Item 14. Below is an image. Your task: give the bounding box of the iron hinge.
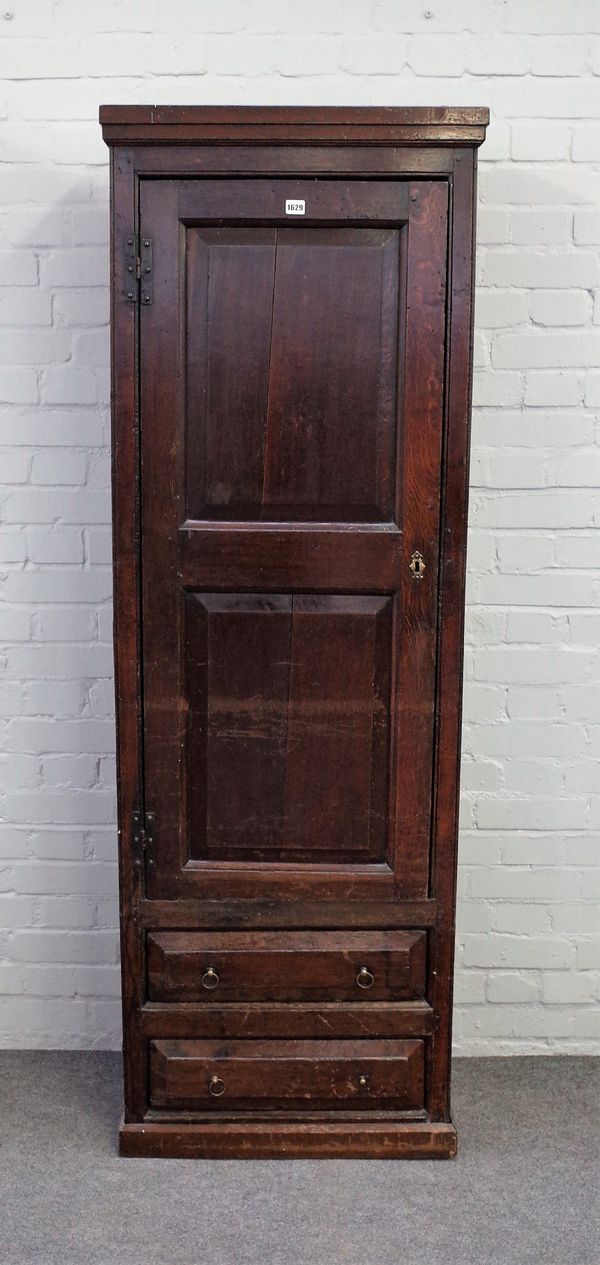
[124,234,152,305]
[132,809,155,871]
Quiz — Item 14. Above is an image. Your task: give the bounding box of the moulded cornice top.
[99,104,490,147]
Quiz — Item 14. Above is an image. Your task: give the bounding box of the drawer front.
[147,930,426,1002]
[150,1038,424,1111]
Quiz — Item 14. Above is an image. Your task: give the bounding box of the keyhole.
[410,550,426,580]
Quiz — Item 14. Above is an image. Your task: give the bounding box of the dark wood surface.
[182,199,402,524]
[427,147,479,1122]
[104,104,487,1158]
[150,1038,424,1112]
[139,175,447,903]
[131,144,456,177]
[108,146,147,1121]
[138,898,437,929]
[147,929,426,1003]
[185,593,393,864]
[140,1000,435,1040]
[120,1119,457,1160]
[100,104,489,147]
[100,105,489,125]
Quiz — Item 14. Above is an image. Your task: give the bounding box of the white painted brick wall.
[1,0,599,1055]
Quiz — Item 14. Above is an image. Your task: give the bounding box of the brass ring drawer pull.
[201,966,219,990]
[208,1075,225,1097]
[356,965,375,989]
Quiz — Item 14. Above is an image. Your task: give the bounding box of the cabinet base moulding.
[119,1117,458,1160]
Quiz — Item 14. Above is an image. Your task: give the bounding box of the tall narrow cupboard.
[100,105,489,1159]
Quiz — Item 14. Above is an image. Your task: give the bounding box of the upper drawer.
[147,929,426,1003]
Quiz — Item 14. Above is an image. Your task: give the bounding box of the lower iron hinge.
[132,809,155,871]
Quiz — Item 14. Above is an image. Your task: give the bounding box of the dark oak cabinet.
[101,105,488,1159]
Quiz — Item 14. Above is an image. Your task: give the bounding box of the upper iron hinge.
[124,234,152,305]
[132,809,155,871]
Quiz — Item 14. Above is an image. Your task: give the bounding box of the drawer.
[150,1038,424,1112]
[147,930,426,1003]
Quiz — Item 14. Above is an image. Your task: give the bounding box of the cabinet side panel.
[110,147,146,1119]
[428,148,478,1121]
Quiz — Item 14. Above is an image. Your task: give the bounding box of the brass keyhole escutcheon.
[356,965,375,990]
[202,965,219,990]
[208,1075,225,1097]
[410,550,426,580]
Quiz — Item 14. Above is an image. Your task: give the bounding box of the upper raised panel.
[185,224,402,522]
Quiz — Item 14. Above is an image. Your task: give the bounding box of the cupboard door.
[139,177,448,901]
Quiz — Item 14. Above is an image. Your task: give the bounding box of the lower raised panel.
[185,592,393,865]
[149,1038,424,1112]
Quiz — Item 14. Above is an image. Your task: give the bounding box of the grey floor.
[0,1053,598,1265]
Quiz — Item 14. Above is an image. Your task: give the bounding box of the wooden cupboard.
[100,105,488,1159]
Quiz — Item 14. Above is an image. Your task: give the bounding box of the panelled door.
[139,176,448,902]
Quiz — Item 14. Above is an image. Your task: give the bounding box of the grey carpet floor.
[0,1053,598,1265]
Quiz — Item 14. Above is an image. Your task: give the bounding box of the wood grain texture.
[150,1038,424,1111]
[185,594,392,864]
[101,105,489,125]
[131,145,455,177]
[105,105,487,1158]
[182,182,404,522]
[392,180,448,899]
[119,1119,457,1160]
[138,898,437,930]
[178,523,402,591]
[427,148,479,1124]
[140,1000,435,1040]
[147,930,426,1003]
[177,176,409,221]
[258,228,397,521]
[109,147,146,1121]
[139,176,447,902]
[100,104,489,148]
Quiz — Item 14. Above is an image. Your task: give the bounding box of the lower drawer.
[149,1038,424,1112]
[147,930,426,1002]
